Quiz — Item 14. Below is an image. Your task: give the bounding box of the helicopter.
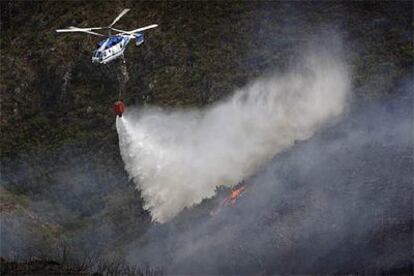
[56,9,158,64]
[56,9,158,117]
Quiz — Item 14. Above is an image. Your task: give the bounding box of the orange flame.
[228,186,247,204]
[210,185,247,216]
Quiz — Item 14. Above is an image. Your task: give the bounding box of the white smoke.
[116,50,351,223]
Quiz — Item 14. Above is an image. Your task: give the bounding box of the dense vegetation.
[1,1,412,158]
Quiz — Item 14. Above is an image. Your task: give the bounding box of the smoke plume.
[116,49,350,222]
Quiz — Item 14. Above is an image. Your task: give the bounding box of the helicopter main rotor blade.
[109,8,130,27]
[117,24,158,35]
[56,27,105,36]
[57,26,105,32]
[111,27,129,33]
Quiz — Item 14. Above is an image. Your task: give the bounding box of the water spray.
[117,50,350,223]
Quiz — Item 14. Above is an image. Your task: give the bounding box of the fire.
[210,185,247,216]
[229,186,247,204]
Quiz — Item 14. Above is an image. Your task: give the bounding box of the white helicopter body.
[56,9,157,64]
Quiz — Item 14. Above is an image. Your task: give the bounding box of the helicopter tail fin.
[135,33,144,46]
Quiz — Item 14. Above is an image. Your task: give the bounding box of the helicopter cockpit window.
[106,36,122,49]
[93,51,103,59]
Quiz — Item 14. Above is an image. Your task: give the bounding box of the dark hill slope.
[0,0,412,267]
[1,1,412,157]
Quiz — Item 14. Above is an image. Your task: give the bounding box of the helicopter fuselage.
[92,33,144,64]
[56,8,155,65]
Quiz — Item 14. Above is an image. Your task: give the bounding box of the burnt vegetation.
[1,253,163,275]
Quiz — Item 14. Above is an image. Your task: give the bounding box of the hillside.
[1,1,412,157]
[0,1,413,274]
